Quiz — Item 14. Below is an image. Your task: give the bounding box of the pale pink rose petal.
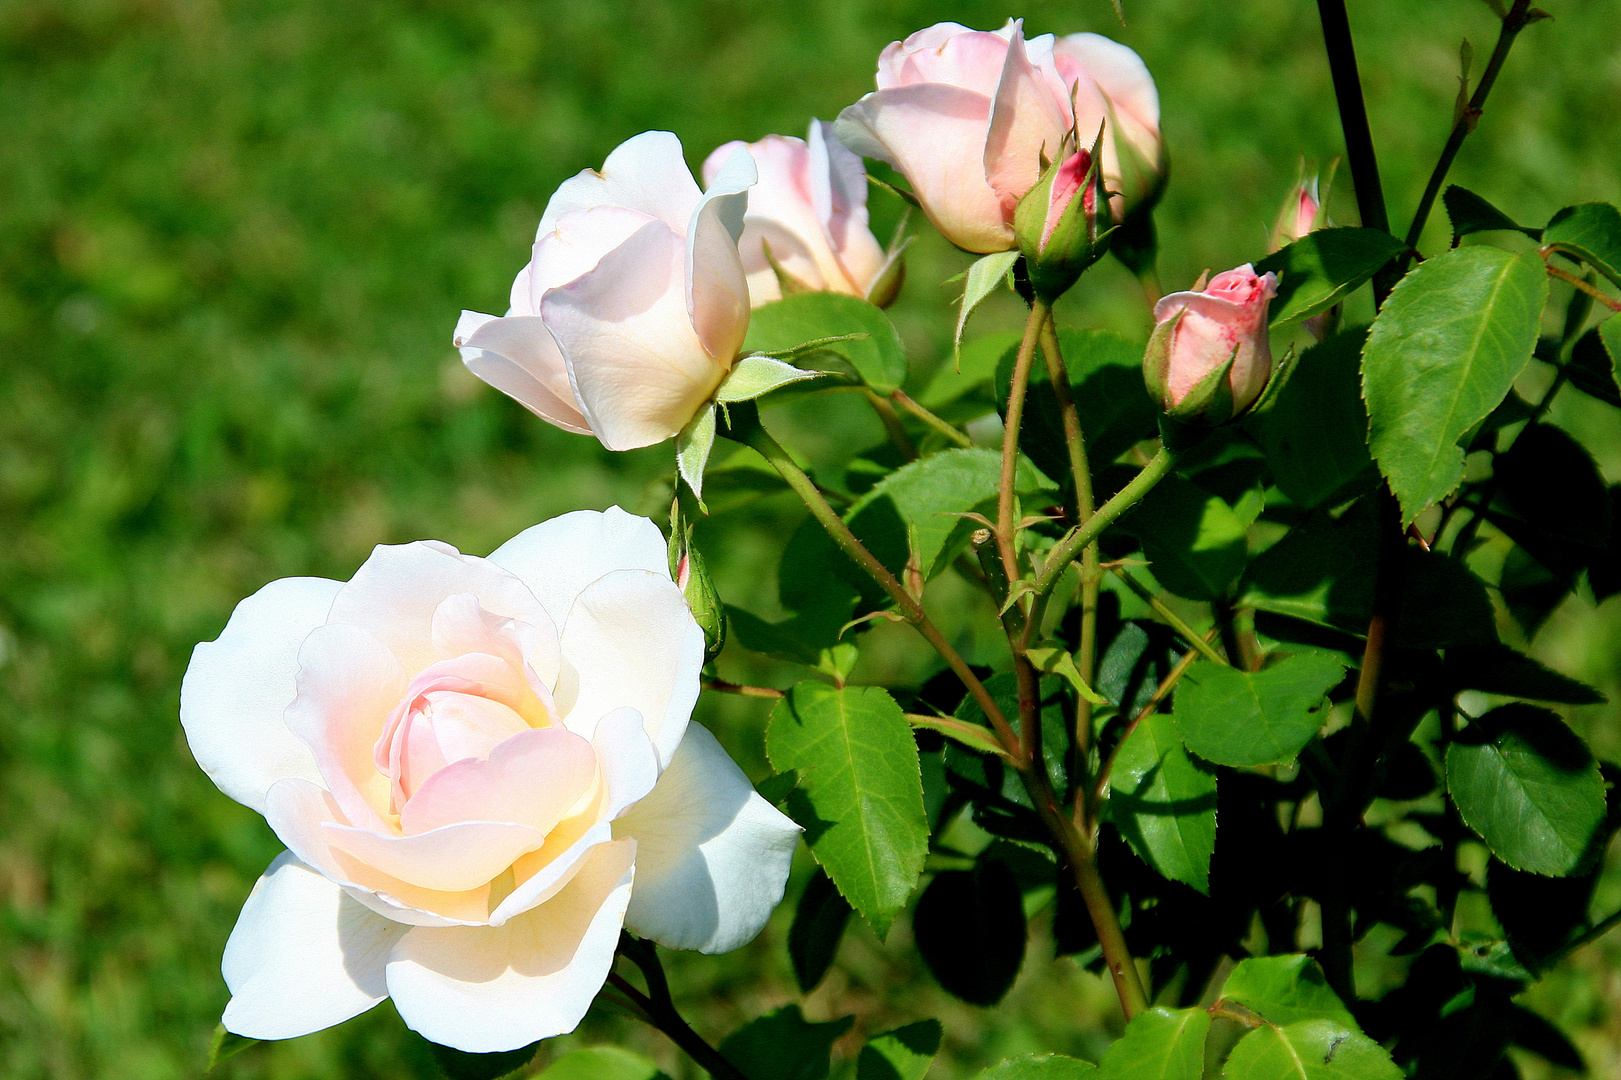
[384,838,637,1053]
[811,120,888,291]
[321,818,547,894]
[221,852,406,1040]
[1156,291,1250,404]
[983,21,1074,216]
[877,22,975,86]
[327,540,549,675]
[180,576,341,814]
[285,622,407,830]
[556,569,704,766]
[429,591,561,705]
[836,84,1012,254]
[530,205,661,294]
[540,219,726,451]
[706,136,830,299]
[892,25,1013,96]
[615,723,799,954]
[686,144,755,361]
[456,311,593,435]
[538,130,701,239]
[399,727,597,835]
[486,507,670,633]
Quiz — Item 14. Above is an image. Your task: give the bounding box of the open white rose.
[455,131,757,451]
[181,508,799,1053]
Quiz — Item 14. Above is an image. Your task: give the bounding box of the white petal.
[456,311,593,435]
[385,838,637,1053]
[539,219,725,450]
[983,21,1072,211]
[556,569,703,767]
[615,723,799,954]
[532,205,660,293]
[181,577,341,814]
[486,507,669,632]
[686,144,755,361]
[538,131,701,238]
[221,851,408,1041]
[327,540,553,675]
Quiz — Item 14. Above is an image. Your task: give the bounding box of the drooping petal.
[180,576,341,814]
[326,541,550,675]
[614,723,799,953]
[456,311,593,435]
[835,85,1012,254]
[221,851,407,1041]
[983,21,1073,215]
[538,131,702,238]
[540,219,725,450]
[385,838,637,1053]
[400,727,597,835]
[555,569,703,766]
[485,507,670,633]
[284,622,407,830]
[686,144,756,361]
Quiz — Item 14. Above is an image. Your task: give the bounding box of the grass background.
[2,0,1620,1077]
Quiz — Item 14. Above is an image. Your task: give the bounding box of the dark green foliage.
[428,1041,541,1080]
[788,869,853,992]
[913,861,1027,1006]
[720,1007,853,1080]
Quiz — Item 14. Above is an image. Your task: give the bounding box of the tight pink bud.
[1143,264,1279,426]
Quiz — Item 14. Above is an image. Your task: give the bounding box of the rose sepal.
[669,501,726,662]
[1014,128,1115,302]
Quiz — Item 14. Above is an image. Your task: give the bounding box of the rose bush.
[455,131,757,450]
[703,121,899,307]
[180,508,799,1052]
[1143,263,1279,425]
[834,19,1161,253]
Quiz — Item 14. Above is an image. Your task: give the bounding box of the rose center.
[375,687,531,814]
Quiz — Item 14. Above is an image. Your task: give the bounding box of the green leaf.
[1362,245,1548,524]
[913,860,1026,1005]
[1243,327,1378,510]
[1494,423,1613,548]
[857,1021,943,1080]
[788,868,853,993]
[1544,202,1621,289]
[716,354,829,403]
[1219,955,1354,1027]
[676,405,718,502]
[1600,318,1621,402]
[208,1025,258,1071]
[846,447,1045,582]
[1445,704,1607,876]
[1488,857,1603,972]
[744,292,908,393]
[1253,227,1405,327]
[1174,654,1346,768]
[720,1006,854,1080]
[1096,1006,1211,1080]
[1221,1020,1401,1080]
[995,329,1159,476]
[1117,475,1250,601]
[956,251,1021,354]
[906,712,1009,758]
[977,1055,1097,1080]
[766,683,928,936]
[1443,185,1542,243]
[540,1048,671,1080]
[428,1040,543,1080]
[1106,713,1217,894]
[1240,501,1499,648]
[1443,644,1606,705]
[1566,326,1621,407]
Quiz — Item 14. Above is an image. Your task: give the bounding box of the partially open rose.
[181,508,799,1052]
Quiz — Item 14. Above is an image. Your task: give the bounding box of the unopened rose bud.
[669,504,726,661]
[1143,264,1279,429]
[1014,145,1111,300]
[1270,171,1331,252]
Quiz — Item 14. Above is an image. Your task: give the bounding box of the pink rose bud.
[1144,264,1280,428]
[702,121,901,307]
[1013,144,1110,300]
[1270,171,1331,252]
[834,20,1161,254]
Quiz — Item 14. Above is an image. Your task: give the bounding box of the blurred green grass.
[2,1,1620,1077]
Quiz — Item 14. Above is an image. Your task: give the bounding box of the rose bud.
[834,20,1161,254]
[1143,264,1280,428]
[1013,139,1111,300]
[668,502,725,661]
[181,508,799,1052]
[1270,164,1338,339]
[454,131,756,451]
[702,121,903,307]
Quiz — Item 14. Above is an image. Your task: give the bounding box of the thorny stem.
[613,939,751,1080]
[726,406,1020,755]
[1109,564,1230,667]
[1403,0,1540,257]
[1034,448,1178,600]
[861,387,918,460]
[1546,263,1621,312]
[999,300,1051,584]
[891,389,975,447]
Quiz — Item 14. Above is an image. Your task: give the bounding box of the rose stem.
[612,938,752,1080]
[1031,447,1177,600]
[860,387,918,460]
[1107,565,1229,667]
[890,389,974,448]
[997,299,1050,584]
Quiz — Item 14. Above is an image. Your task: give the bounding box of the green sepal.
[1014,124,1113,302]
[675,404,718,504]
[715,354,831,403]
[955,250,1021,362]
[668,498,725,662]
